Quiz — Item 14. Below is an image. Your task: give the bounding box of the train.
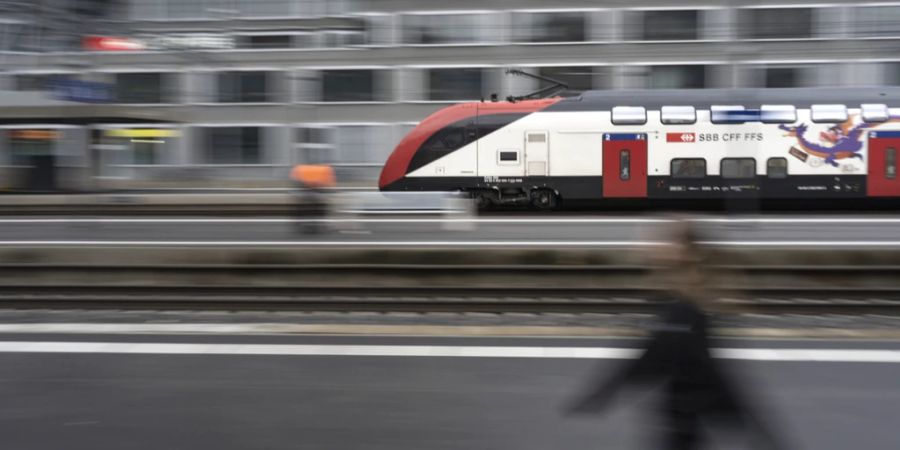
[378,88,900,209]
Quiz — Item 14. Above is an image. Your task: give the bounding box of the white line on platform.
[0,240,899,247]
[0,341,895,362]
[0,217,899,225]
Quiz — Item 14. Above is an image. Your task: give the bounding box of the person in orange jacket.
[290,164,336,234]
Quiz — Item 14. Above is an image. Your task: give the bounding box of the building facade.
[1,0,899,190]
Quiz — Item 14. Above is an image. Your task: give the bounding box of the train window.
[671,158,706,179]
[862,104,889,123]
[498,149,519,164]
[611,106,647,125]
[477,113,528,139]
[407,121,470,173]
[721,158,756,179]
[767,157,788,179]
[761,105,797,123]
[620,150,630,181]
[661,106,696,125]
[811,104,848,123]
[710,105,746,124]
[888,148,896,180]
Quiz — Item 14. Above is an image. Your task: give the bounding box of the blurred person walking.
[566,219,782,450]
[290,164,336,234]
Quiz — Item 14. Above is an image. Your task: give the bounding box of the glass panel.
[296,127,333,144]
[648,65,706,89]
[761,105,797,123]
[855,6,900,38]
[711,106,748,124]
[206,127,261,164]
[744,8,813,39]
[888,148,896,180]
[243,35,293,49]
[8,130,57,166]
[500,151,518,162]
[116,73,166,103]
[661,106,696,125]
[408,122,469,171]
[611,106,647,125]
[321,70,375,102]
[524,12,586,42]
[14,74,57,91]
[217,71,270,103]
[619,150,630,181]
[427,68,484,101]
[811,104,848,123]
[538,66,595,97]
[722,158,756,179]
[764,67,800,88]
[642,10,699,41]
[402,14,483,44]
[767,157,788,179]
[862,104,889,123]
[671,159,706,179]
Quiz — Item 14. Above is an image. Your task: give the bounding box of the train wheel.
[473,192,494,210]
[531,189,558,210]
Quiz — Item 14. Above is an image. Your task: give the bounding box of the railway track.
[0,284,897,315]
[0,263,898,314]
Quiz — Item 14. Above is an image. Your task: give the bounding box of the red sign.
[666,132,696,143]
[83,35,145,51]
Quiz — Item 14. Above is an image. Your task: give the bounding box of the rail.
[0,263,898,314]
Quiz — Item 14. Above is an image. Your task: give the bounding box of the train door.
[868,131,900,197]
[602,133,647,198]
[525,131,549,176]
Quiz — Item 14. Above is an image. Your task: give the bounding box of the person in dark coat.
[567,220,782,450]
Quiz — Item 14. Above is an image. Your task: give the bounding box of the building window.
[115,73,171,104]
[721,158,756,179]
[619,150,631,181]
[239,0,292,18]
[515,12,586,43]
[8,129,58,166]
[671,159,706,179]
[641,10,699,41]
[14,74,58,91]
[763,68,800,88]
[321,70,376,102]
[887,148,896,180]
[322,31,366,47]
[217,71,271,103]
[402,14,485,44]
[295,127,334,165]
[855,6,900,38]
[743,8,813,39]
[767,157,788,179]
[648,65,706,89]
[204,127,262,164]
[538,66,598,96]
[240,35,293,49]
[427,68,485,101]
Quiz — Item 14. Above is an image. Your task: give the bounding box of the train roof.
[543,87,900,112]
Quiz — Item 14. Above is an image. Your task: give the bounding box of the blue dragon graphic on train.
[779,115,900,167]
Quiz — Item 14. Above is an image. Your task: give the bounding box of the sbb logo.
[667,132,695,143]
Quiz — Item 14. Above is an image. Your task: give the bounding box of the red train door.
[868,131,900,197]
[602,133,647,198]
